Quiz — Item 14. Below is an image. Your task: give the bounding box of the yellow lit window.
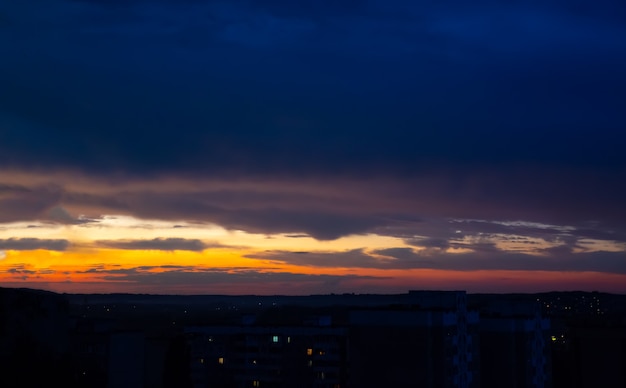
[218,357,224,365]
[253,381,260,387]
[306,348,313,356]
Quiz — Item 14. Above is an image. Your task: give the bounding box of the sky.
[0,0,625,295]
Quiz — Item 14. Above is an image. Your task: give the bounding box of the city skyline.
[1,0,625,294]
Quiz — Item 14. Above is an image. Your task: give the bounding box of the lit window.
[199,358,204,364]
[253,381,260,387]
[306,348,313,356]
[308,360,313,367]
[218,357,224,365]
[287,336,291,343]
[272,335,279,343]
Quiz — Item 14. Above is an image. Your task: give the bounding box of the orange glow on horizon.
[1,247,625,295]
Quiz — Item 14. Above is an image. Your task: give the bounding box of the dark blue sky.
[1,0,624,175]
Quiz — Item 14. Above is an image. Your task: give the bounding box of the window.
[306,348,313,356]
[218,357,224,365]
[253,381,260,387]
[272,335,279,343]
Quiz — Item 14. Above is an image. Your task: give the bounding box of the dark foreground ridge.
[1,287,626,387]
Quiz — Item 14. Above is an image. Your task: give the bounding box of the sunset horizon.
[1,0,625,295]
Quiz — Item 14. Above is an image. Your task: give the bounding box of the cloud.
[406,238,450,249]
[243,248,427,269]
[1,169,625,245]
[95,238,211,251]
[0,183,63,223]
[7,267,36,275]
[248,246,626,274]
[74,265,385,294]
[0,183,30,194]
[376,247,626,274]
[58,180,387,240]
[246,249,382,268]
[47,205,98,225]
[0,238,70,251]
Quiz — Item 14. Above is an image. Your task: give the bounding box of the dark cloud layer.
[87,265,384,294]
[2,171,626,242]
[95,238,211,251]
[0,238,70,251]
[249,247,626,274]
[0,184,63,223]
[96,266,378,286]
